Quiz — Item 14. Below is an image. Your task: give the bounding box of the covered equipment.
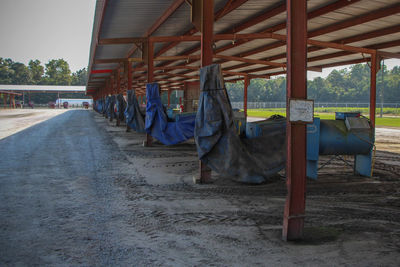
[145,83,195,145]
[125,90,146,133]
[194,64,286,184]
[116,94,127,122]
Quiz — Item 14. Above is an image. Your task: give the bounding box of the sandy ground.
[0,110,399,266]
[0,109,68,140]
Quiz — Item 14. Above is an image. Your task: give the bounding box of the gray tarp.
[116,94,126,122]
[194,64,286,184]
[125,90,146,133]
[105,95,116,119]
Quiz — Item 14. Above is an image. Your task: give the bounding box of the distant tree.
[44,59,72,85]
[10,62,31,84]
[28,60,44,84]
[71,68,88,85]
[0,58,15,84]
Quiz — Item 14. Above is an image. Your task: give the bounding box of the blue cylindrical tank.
[319,120,373,155]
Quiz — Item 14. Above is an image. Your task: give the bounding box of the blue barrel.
[319,120,373,155]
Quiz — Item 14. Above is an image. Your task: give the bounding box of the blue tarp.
[145,83,195,145]
[94,99,105,113]
[124,90,146,133]
[194,64,286,183]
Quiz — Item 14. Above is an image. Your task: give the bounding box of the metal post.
[380,59,384,118]
[168,89,171,107]
[244,75,249,118]
[116,70,121,126]
[282,0,307,241]
[198,0,214,184]
[110,75,114,122]
[144,39,154,147]
[127,62,133,132]
[370,53,378,128]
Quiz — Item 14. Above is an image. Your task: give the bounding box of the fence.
[231,102,400,110]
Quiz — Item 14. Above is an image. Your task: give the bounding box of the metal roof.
[87,0,400,96]
[0,85,86,93]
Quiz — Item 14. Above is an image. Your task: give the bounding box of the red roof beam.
[215,0,362,54]
[257,24,400,63]
[242,39,400,75]
[91,69,113,74]
[125,0,186,58]
[220,7,400,73]
[158,0,363,75]
[143,0,250,66]
[309,2,400,38]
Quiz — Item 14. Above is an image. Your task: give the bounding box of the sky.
[0,0,96,72]
[0,0,398,77]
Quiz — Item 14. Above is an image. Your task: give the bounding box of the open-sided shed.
[86,0,400,240]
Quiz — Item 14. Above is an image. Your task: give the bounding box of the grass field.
[246,109,400,128]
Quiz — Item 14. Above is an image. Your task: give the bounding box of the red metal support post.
[167,89,171,107]
[109,74,114,122]
[282,0,308,241]
[116,70,121,126]
[128,63,133,91]
[370,52,378,128]
[127,62,133,132]
[145,39,154,147]
[198,0,214,183]
[244,75,249,118]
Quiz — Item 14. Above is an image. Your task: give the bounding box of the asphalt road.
[0,110,149,266]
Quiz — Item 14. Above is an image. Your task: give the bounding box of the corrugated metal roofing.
[0,85,86,92]
[87,0,400,94]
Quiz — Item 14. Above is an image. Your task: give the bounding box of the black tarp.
[103,96,110,116]
[116,94,127,122]
[106,95,116,119]
[124,90,146,133]
[194,64,286,184]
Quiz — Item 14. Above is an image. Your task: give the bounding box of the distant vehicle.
[27,101,34,109]
[16,101,23,108]
[63,102,69,109]
[83,102,89,109]
[48,102,55,109]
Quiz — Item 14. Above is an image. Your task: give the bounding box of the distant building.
[55,99,93,106]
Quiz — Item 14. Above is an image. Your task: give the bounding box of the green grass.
[246,109,400,128]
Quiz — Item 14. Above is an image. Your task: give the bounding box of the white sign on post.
[289,99,314,123]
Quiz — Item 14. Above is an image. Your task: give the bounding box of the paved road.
[0,110,146,266]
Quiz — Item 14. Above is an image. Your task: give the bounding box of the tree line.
[1,57,399,104]
[0,58,88,104]
[226,64,400,103]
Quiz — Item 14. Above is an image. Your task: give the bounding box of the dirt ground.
[0,109,399,266]
[0,109,68,140]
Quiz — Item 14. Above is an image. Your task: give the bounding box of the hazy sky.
[0,0,398,77]
[0,0,96,72]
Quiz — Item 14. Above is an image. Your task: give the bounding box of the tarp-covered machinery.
[246,113,374,180]
[145,83,195,145]
[125,89,146,133]
[195,64,286,184]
